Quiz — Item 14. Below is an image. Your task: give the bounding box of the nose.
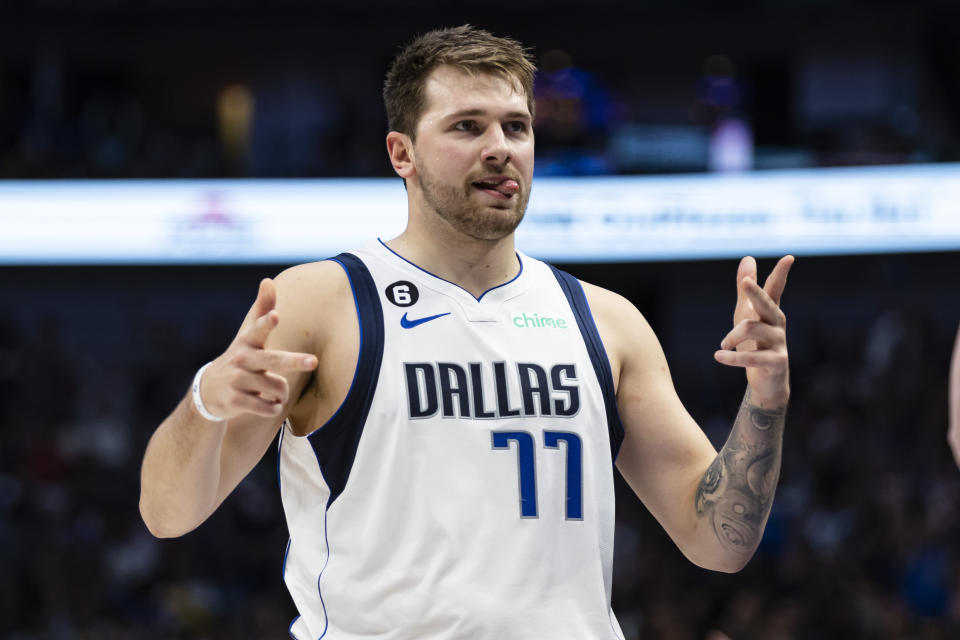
[481,126,511,166]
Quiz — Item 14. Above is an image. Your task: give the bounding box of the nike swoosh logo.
[400,312,451,329]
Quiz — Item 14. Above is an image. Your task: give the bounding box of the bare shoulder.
[579,279,655,344]
[576,279,661,390]
[274,260,352,300]
[272,260,361,435]
[266,260,355,354]
[579,280,642,323]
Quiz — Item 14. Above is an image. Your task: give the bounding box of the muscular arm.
[139,263,350,538]
[140,395,245,539]
[694,389,785,559]
[586,256,791,573]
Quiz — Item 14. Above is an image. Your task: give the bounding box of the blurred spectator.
[2,4,958,179]
[1,255,958,638]
[1,4,960,637]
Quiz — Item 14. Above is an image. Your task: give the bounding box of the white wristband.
[192,361,226,423]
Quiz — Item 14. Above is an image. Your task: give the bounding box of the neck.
[385,216,520,300]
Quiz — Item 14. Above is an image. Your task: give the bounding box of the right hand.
[198,278,318,421]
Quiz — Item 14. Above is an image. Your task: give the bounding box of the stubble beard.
[417,162,530,242]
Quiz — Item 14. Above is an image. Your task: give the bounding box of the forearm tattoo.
[695,390,785,557]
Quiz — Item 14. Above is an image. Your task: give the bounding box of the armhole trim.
[306,252,385,506]
[549,265,624,461]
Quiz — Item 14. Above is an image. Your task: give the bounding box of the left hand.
[714,255,794,406]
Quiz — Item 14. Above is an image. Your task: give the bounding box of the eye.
[454,120,479,132]
[505,121,529,134]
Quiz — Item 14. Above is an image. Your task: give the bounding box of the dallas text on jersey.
[404,362,581,420]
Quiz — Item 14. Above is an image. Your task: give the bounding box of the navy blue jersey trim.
[287,615,301,640]
[307,253,385,507]
[277,426,284,492]
[377,238,523,302]
[316,515,332,638]
[548,265,625,461]
[282,537,291,580]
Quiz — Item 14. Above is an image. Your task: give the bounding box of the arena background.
[2,1,960,638]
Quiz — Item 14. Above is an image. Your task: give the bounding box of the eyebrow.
[445,109,532,121]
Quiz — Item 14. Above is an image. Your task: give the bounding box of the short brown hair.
[383,25,537,138]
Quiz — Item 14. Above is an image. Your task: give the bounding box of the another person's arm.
[948,322,960,468]
[587,255,792,572]
[139,270,331,538]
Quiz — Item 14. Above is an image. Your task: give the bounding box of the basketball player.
[139,26,792,639]
[948,322,960,468]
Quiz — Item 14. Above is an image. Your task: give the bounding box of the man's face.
[409,65,534,241]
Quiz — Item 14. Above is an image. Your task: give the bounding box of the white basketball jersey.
[279,240,626,640]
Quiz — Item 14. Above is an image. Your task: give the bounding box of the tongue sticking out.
[475,178,521,197]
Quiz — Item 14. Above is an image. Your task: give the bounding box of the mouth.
[472,176,520,200]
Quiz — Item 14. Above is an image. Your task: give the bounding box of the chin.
[463,211,525,241]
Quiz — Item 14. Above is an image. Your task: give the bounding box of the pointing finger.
[734,256,757,317]
[762,255,795,306]
[714,348,788,370]
[245,278,281,349]
[236,349,319,373]
[720,319,784,351]
[742,277,787,327]
[738,256,757,282]
[252,278,277,322]
[246,306,279,349]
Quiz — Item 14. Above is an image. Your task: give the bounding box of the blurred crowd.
[611,306,960,639]
[3,3,960,638]
[0,282,296,639]
[1,258,958,639]
[2,3,959,180]
[1,50,953,181]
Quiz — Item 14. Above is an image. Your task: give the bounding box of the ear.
[386,131,416,180]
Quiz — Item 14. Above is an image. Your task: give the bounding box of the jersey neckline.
[375,238,525,304]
